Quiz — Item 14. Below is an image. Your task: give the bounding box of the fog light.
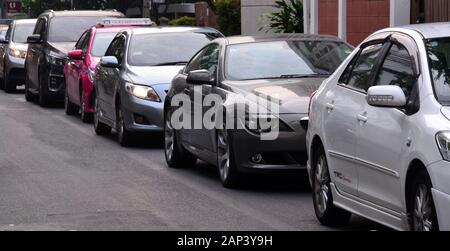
[251,154,264,164]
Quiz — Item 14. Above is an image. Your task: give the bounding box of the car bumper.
[230,125,308,173]
[5,54,26,84]
[121,92,164,133]
[428,160,450,230]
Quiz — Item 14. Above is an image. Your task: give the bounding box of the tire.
[164,109,197,168]
[116,103,134,147]
[216,125,241,188]
[312,146,352,227]
[4,70,16,93]
[80,88,92,123]
[409,170,439,231]
[25,71,35,102]
[93,93,111,136]
[64,88,78,115]
[38,72,51,107]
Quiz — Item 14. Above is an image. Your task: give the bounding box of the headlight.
[9,48,27,59]
[125,82,160,102]
[88,68,96,82]
[436,131,450,161]
[46,54,65,66]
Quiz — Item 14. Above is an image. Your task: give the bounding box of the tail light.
[308,91,317,116]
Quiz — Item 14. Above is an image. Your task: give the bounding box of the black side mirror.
[186,69,213,85]
[27,34,42,44]
[100,56,119,68]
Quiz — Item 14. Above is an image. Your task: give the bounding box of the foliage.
[214,0,241,36]
[260,0,304,33]
[169,16,197,26]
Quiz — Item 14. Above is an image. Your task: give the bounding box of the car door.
[67,31,90,105]
[183,43,220,158]
[356,35,420,212]
[103,35,126,122]
[323,42,386,196]
[27,18,46,90]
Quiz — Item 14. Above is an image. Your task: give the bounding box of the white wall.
[241,0,278,35]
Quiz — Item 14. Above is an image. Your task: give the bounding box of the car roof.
[128,26,221,36]
[13,19,37,24]
[221,34,347,45]
[399,22,450,39]
[41,10,124,18]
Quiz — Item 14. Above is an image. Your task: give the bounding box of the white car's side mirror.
[366,85,407,108]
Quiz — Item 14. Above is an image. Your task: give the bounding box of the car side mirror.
[100,56,119,68]
[367,85,407,108]
[68,49,83,60]
[186,69,213,85]
[27,34,42,44]
[0,35,8,44]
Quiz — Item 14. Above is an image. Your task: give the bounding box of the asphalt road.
[0,90,386,231]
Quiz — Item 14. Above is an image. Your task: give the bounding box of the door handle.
[326,102,335,111]
[357,113,368,123]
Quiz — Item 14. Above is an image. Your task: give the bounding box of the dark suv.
[25,10,124,107]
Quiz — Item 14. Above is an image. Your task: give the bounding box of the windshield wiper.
[279,74,330,79]
[154,61,188,66]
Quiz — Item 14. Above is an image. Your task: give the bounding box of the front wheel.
[164,110,197,168]
[312,146,351,227]
[65,88,78,115]
[25,71,35,102]
[117,105,134,147]
[80,89,92,123]
[38,73,50,107]
[410,170,439,231]
[4,70,16,93]
[217,127,241,188]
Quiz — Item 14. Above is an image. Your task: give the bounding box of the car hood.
[9,42,28,51]
[224,77,325,114]
[48,42,76,55]
[127,65,185,86]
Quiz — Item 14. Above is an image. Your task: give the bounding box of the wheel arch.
[310,135,325,162]
[405,159,430,213]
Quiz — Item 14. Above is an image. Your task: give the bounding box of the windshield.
[91,32,117,57]
[427,38,450,105]
[13,23,36,43]
[128,32,215,66]
[49,16,107,43]
[226,40,353,81]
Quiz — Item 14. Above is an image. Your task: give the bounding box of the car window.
[12,22,36,43]
[185,43,220,80]
[33,18,46,36]
[375,43,416,100]
[340,43,384,92]
[75,31,89,50]
[105,35,125,64]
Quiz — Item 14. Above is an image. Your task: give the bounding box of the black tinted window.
[375,43,416,99]
[341,44,384,92]
[91,32,117,57]
[427,38,450,105]
[185,44,220,79]
[127,32,214,66]
[49,16,106,42]
[13,22,36,43]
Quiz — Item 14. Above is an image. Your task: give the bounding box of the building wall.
[318,0,338,36]
[241,0,278,35]
[347,0,389,45]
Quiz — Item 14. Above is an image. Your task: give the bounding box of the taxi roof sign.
[99,18,155,27]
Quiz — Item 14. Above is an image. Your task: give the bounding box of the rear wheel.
[312,146,351,227]
[164,109,197,168]
[410,170,439,231]
[93,93,111,136]
[65,88,78,115]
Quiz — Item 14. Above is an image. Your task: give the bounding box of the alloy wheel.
[314,154,330,216]
[413,184,434,231]
[217,128,230,181]
[94,97,100,129]
[164,116,175,161]
[81,92,86,119]
[117,108,125,142]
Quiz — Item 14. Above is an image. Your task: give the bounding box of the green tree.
[169,16,196,26]
[260,0,304,33]
[214,0,241,36]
